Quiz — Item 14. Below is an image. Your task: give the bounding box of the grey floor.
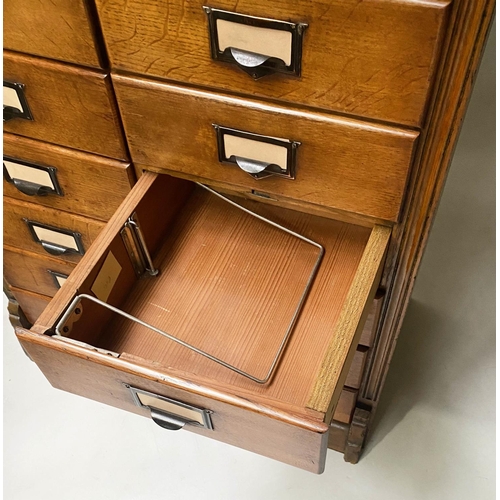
[4,25,495,500]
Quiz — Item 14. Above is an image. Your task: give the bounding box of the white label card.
[3,86,23,111]
[217,19,292,66]
[4,160,54,189]
[33,226,79,251]
[91,252,122,303]
[55,275,67,287]
[224,135,288,171]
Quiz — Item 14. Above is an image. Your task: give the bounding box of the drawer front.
[4,197,105,263]
[3,51,127,160]
[4,246,76,297]
[113,75,419,222]
[16,331,329,473]
[4,0,102,68]
[3,134,134,221]
[11,287,51,325]
[97,0,450,126]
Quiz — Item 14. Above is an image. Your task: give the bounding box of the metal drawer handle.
[3,81,34,122]
[214,125,300,180]
[204,7,307,80]
[3,105,23,122]
[12,178,52,197]
[234,156,273,176]
[230,48,271,69]
[4,157,63,197]
[24,220,85,257]
[150,408,187,431]
[126,386,214,430]
[41,241,74,256]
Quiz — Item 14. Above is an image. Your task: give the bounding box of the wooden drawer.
[113,75,419,223]
[3,134,135,221]
[4,0,102,68]
[96,0,449,127]
[3,51,127,160]
[16,171,390,473]
[4,246,76,297]
[10,287,51,325]
[4,197,105,263]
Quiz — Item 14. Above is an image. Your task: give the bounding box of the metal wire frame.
[55,183,324,384]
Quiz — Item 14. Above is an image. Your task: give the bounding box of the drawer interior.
[37,172,389,418]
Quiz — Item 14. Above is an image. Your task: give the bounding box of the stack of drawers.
[6,0,494,474]
[90,0,448,456]
[3,0,135,324]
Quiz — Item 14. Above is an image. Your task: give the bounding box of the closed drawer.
[4,197,105,263]
[113,75,419,222]
[3,51,127,160]
[17,172,390,473]
[4,0,102,68]
[4,246,76,297]
[3,134,135,221]
[96,0,450,127]
[10,287,51,325]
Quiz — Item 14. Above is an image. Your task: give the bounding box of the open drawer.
[16,172,390,473]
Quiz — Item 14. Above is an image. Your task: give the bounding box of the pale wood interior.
[61,178,374,411]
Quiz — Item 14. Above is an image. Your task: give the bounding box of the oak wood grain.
[4,196,105,263]
[3,51,127,160]
[113,74,419,222]
[96,0,450,126]
[4,245,76,297]
[3,134,134,221]
[10,287,51,325]
[4,0,102,67]
[139,165,389,228]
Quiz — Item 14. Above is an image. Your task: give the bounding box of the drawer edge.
[307,225,391,420]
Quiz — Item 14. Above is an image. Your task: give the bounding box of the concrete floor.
[4,24,495,500]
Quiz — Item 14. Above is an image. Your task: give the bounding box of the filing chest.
[4,0,494,473]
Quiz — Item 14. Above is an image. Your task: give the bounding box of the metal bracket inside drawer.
[55,183,324,385]
[120,212,159,277]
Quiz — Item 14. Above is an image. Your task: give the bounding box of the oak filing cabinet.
[3,0,494,473]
